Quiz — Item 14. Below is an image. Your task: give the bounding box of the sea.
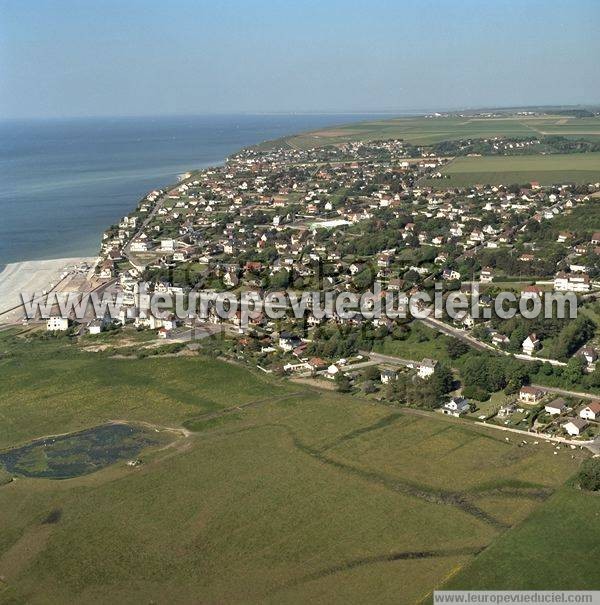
[0,113,387,266]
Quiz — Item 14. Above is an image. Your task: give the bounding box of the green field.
[0,331,593,603]
[422,152,600,187]
[281,115,600,148]
[443,486,600,590]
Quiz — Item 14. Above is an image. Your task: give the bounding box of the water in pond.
[0,424,160,479]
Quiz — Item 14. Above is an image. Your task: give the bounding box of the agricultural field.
[442,486,600,591]
[422,152,600,188]
[0,331,593,603]
[281,115,600,149]
[0,330,292,449]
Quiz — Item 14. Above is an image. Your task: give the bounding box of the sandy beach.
[0,257,96,323]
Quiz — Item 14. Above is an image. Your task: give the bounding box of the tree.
[550,318,595,360]
[577,458,600,491]
[362,365,381,382]
[432,363,454,396]
[462,385,490,401]
[584,366,600,389]
[362,380,377,394]
[563,356,585,385]
[446,338,470,359]
[353,267,374,290]
[335,372,352,393]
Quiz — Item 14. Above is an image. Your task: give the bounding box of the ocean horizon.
[0,113,390,267]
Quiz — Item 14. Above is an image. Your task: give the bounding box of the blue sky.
[1,0,598,118]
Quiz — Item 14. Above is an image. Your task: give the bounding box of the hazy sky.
[1,0,599,118]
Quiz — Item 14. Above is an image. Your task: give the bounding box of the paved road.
[531,384,600,401]
[419,316,493,352]
[364,350,420,367]
[419,316,567,367]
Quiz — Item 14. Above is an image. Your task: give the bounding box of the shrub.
[577,458,600,492]
[462,385,490,402]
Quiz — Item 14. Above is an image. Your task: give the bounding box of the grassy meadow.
[281,115,600,148]
[442,486,600,591]
[421,152,600,187]
[0,329,593,603]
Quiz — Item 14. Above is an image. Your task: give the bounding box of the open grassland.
[282,116,600,148]
[0,331,592,603]
[0,331,293,449]
[441,486,600,591]
[422,152,600,187]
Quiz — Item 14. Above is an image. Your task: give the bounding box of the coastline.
[0,114,386,326]
[0,257,96,322]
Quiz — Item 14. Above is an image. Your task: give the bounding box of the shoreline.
[0,257,96,322]
[0,114,394,324]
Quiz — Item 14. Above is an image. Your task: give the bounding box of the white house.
[519,386,544,404]
[130,241,149,252]
[545,398,567,416]
[491,333,510,347]
[327,364,340,377]
[278,332,301,352]
[563,418,588,436]
[580,347,598,368]
[553,272,591,293]
[418,358,438,379]
[442,269,461,281]
[380,368,398,384]
[522,334,540,356]
[441,397,470,417]
[46,316,69,331]
[480,267,494,282]
[88,319,105,335]
[579,401,600,421]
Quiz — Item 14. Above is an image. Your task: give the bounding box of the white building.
[46,316,69,331]
[418,358,438,379]
[441,397,470,417]
[545,399,567,415]
[579,401,600,421]
[130,241,149,252]
[553,272,591,293]
[563,418,588,436]
[480,267,494,283]
[522,334,540,356]
[380,368,398,384]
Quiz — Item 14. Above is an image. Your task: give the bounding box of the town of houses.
[45,135,600,444]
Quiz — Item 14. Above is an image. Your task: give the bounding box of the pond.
[0,423,162,479]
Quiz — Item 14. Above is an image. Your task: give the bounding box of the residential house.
[88,316,109,335]
[557,231,573,243]
[480,267,494,283]
[579,401,600,421]
[418,358,438,379]
[545,398,567,415]
[519,386,544,404]
[442,269,461,281]
[46,316,69,331]
[522,334,541,356]
[554,272,591,293]
[279,332,301,352]
[307,357,327,372]
[522,285,543,299]
[563,418,588,436]
[491,333,510,347]
[130,240,150,252]
[380,368,398,384]
[579,347,598,368]
[441,397,470,417]
[498,403,517,418]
